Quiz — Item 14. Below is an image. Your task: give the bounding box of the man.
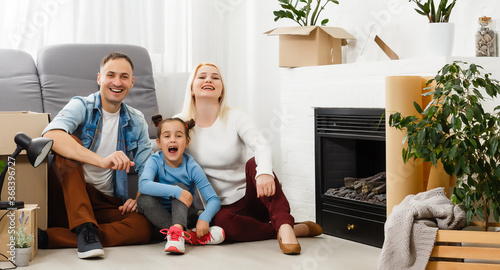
[40,52,153,259]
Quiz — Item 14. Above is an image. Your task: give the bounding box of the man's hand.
[256,174,276,198]
[119,198,138,215]
[178,190,193,208]
[102,151,135,172]
[195,220,209,238]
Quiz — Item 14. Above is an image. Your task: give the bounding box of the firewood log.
[362,180,385,194]
[353,172,386,192]
[344,177,359,188]
[371,183,386,195]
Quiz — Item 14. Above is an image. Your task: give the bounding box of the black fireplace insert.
[315,107,386,248]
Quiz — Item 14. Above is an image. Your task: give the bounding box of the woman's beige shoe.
[277,232,301,255]
[296,221,323,237]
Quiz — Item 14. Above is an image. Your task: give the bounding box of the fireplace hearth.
[315,107,386,248]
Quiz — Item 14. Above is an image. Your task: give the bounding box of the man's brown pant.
[46,138,152,248]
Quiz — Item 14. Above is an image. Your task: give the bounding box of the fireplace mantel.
[280,57,500,222]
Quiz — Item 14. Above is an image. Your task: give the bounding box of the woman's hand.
[195,220,210,238]
[256,174,276,198]
[178,190,193,208]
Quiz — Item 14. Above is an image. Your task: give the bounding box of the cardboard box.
[0,204,38,262]
[265,26,355,67]
[0,111,50,229]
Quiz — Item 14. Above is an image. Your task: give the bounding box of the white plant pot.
[14,247,31,267]
[427,22,455,57]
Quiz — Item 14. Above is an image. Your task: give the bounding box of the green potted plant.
[409,0,456,23]
[408,0,457,56]
[11,211,33,266]
[389,61,500,231]
[273,0,340,26]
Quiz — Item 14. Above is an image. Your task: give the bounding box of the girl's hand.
[118,198,138,215]
[178,190,193,207]
[195,219,210,238]
[256,174,276,198]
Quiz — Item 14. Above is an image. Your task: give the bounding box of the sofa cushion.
[37,43,159,138]
[0,49,44,112]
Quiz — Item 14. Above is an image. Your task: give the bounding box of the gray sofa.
[0,49,44,112]
[0,44,160,197]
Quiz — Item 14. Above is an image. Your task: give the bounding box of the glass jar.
[476,16,497,57]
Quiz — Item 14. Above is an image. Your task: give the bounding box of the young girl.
[137,115,224,254]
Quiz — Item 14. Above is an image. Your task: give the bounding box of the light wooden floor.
[1,234,381,270]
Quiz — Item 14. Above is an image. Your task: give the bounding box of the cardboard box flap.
[265,26,318,36]
[319,27,356,46]
[265,26,356,46]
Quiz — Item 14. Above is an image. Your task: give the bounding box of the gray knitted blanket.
[377,187,466,270]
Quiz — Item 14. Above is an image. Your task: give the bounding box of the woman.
[177,63,322,255]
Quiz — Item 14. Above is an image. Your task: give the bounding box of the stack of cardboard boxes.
[0,111,50,262]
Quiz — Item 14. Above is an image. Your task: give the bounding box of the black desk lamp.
[0,132,53,210]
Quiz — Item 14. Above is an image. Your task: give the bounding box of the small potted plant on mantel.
[408,0,457,56]
[409,0,456,23]
[265,0,355,67]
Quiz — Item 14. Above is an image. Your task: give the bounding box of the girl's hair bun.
[152,114,163,127]
[186,119,195,130]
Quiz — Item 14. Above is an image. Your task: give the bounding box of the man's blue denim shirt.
[42,92,153,202]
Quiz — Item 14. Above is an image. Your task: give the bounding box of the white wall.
[322,0,500,62]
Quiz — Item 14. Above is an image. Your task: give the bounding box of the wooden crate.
[427,222,500,270]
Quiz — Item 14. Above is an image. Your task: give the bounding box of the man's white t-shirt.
[83,109,120,196]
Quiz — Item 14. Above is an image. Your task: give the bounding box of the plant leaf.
[414,101,423,114]
[495,164,500,178]
[490,138,499,156]
[418,128,427,142]
[469,138,478,148]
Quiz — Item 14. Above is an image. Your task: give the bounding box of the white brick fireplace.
[279,57,500,222]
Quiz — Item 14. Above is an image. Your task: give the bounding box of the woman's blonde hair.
[179,62,229,121]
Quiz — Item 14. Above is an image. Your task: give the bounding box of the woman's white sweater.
[185,108,273,205]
